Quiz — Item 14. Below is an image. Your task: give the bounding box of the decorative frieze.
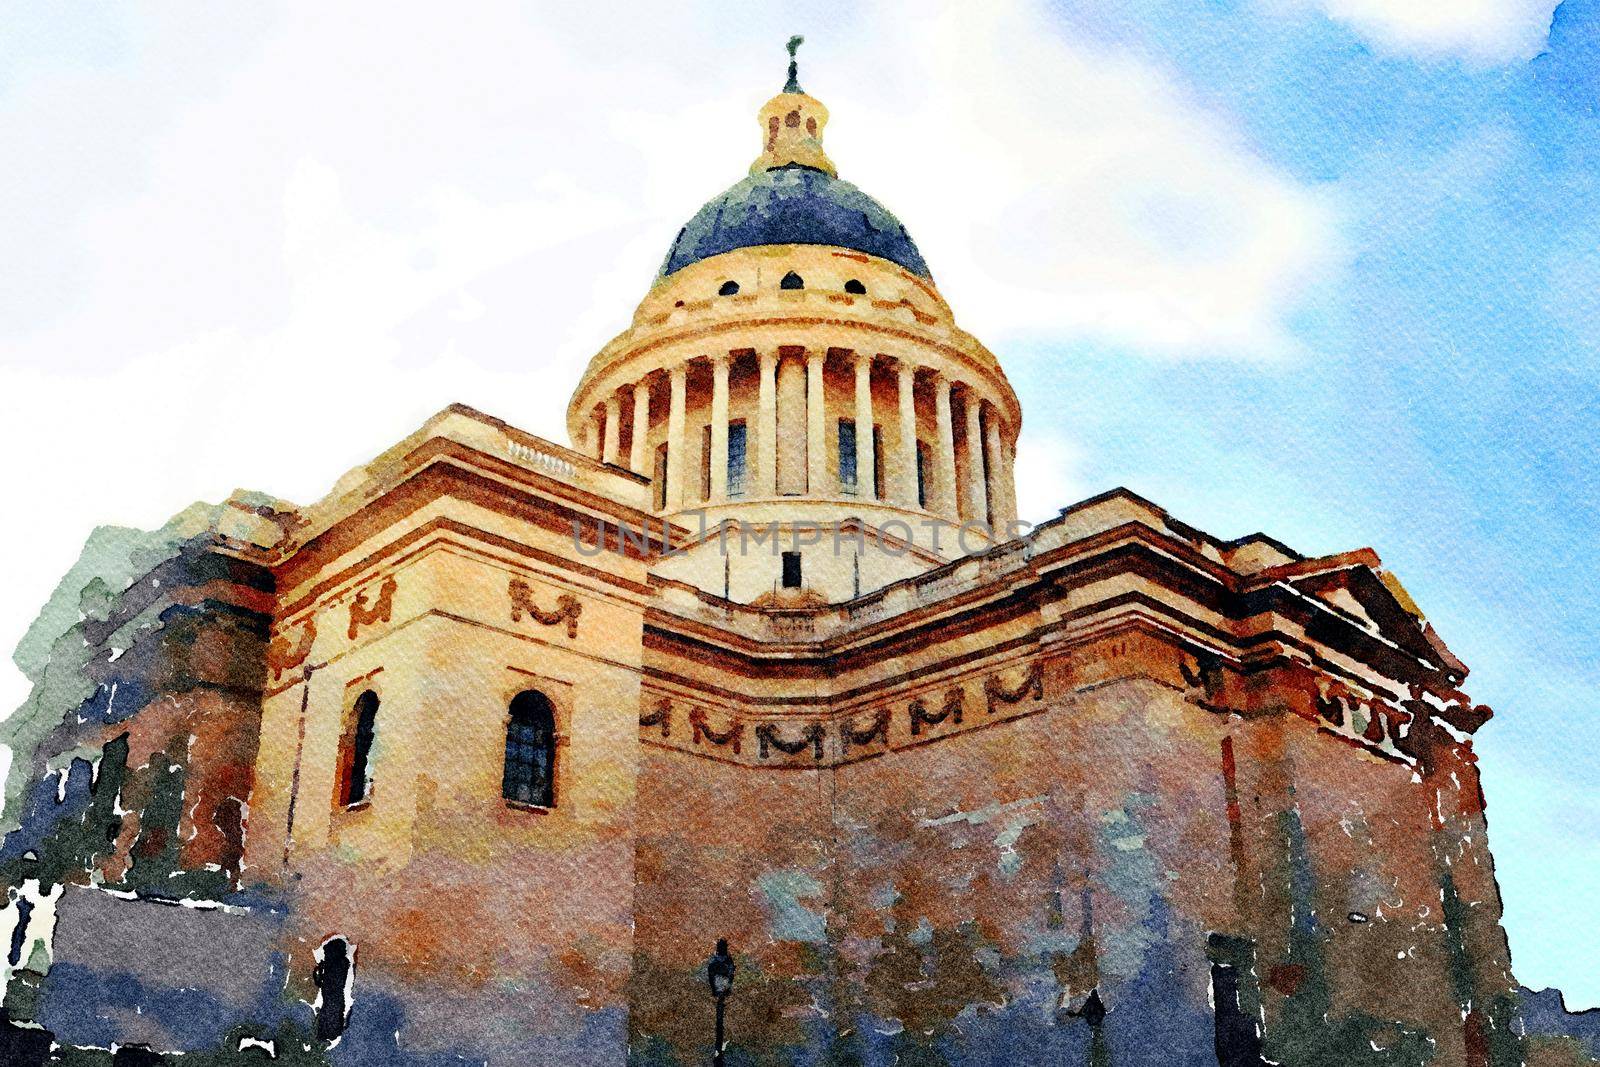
[347,577,397,640]
[642,658,1052,767]
[1179,652,1226,703]
[508,578,582,639]
[639,697,672,739]
[984,661,1043,715]
[646,653,1417,771]
[839,707,890,753]
[756,722,825,761]
[909,687,964,736]
[651,698,827,762]
[689,706,744,754]
[1315,679,1414,759]
[1314,683,1350,729]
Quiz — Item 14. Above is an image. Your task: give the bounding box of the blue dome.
[660,164,931,279]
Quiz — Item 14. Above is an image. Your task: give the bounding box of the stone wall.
[628,669,1519,1066]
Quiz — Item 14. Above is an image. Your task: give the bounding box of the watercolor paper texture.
[2,6,1597,1066]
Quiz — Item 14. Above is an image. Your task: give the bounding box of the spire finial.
[785,35,804,93]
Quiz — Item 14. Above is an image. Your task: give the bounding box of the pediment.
[1257,553,1465,681]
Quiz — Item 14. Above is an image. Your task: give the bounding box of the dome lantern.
[659,37,930,279]
[752,36,835,177]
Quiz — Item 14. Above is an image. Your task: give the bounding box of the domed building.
[0,48,1522,1067]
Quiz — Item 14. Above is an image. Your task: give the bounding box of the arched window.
[844,279,867,295]
[339,690,379,807]
[780,271,804,290]
[503,690,556,807]
[718,280,740,296]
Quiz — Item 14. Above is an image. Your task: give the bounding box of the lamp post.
[1065,988,1110,1067]
[706,938,736,1067]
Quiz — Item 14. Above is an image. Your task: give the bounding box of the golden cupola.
[752,37,836,178]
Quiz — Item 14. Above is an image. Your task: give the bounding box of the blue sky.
[1,0,1596,1007]
[1002,0,1600,1008]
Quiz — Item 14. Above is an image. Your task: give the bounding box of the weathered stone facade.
[1,63,1523,1067]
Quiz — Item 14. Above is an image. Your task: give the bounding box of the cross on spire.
[785,35,804,94]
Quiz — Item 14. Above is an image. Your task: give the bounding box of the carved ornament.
[639,697,672,739]
[755,721,825,761]
[347,577,397,640]
[267,617,317,681]
[909,687,965,736]
[985,661,1044,715]
[689,706,744,754]
[840,707,890,753]
[509,578,582,639]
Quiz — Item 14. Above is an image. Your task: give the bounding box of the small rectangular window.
[872,425,885,501]
[339,690,380,808]
[728,421,748,498]
[653,444,669,510]
[916,441,929,509]
[781,551,802,589]
[838,419,857,496]
[700,424,712,501]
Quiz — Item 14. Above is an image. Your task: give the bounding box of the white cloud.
[1011,431,1092,527]
[836,2,1342,360]
[0,0,1341,727]
[1308,0,1558,64]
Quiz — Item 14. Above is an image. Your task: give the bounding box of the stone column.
[933,374,959,520]
[666,364,688,510]
[709,354,730,502]
[629,380,651,475]
[777,355,806,494]
[895,361,919,507]
[756,349,778,497]
[1001,418,1021,531]
[602,393,621,466]
[964,389,989,524]
[984,404,1006,530]
[1002,435,1018,529]
[806,350,826,495]
[582,411,600,459]
[853,353,876,500]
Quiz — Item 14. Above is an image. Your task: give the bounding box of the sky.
[1,0,1597,1007]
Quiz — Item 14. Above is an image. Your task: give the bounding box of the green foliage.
[862,907,1007,1066]
[40,1020,331,1067]
[2,507,234,833]
[1260,806,1440,1066]
[181,1021,332,1066]
[627,1033,684,1067]
[1523,1035,1600,1067]
[1487,991,1528,1067]
[1271,1010,1438,1067]
[49,1045,114,1066]
[0,735,128,890]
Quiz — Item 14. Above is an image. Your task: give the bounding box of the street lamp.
[1065,988,1109,1067]
[705,938,736,1067]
